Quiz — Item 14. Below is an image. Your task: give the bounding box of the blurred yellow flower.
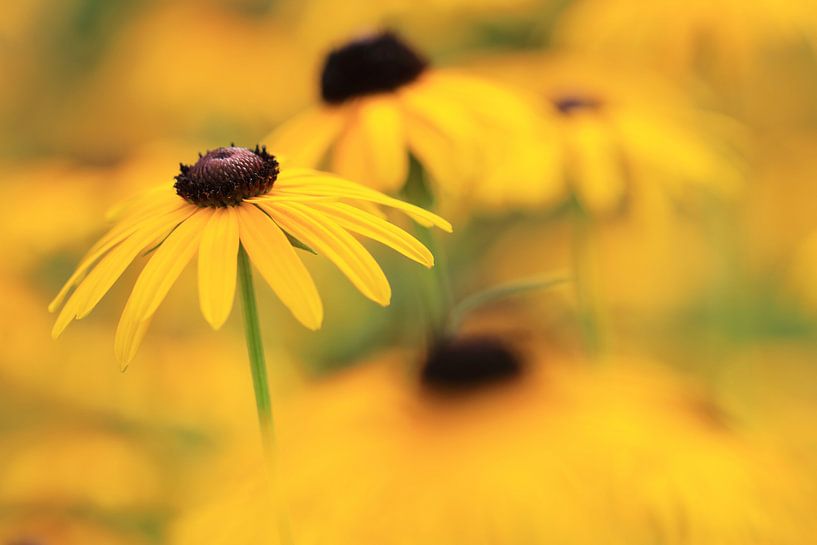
[266,31,544,197]
[554,0,814,81]
[467,53,743,215]
[50,145,450,365]
[171,332,814,544]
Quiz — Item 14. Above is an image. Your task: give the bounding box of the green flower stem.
[237,244,293,545]
[403,158,454,338]
[414,224,454,334]
[571,200,605,358]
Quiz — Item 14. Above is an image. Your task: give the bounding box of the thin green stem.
[238,245,274,443]
[414,224,454,334]
[402,158,454,339]
[237,244,293,545]
[571,200,604,358]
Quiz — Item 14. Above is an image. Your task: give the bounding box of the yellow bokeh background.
[2,0,817,543]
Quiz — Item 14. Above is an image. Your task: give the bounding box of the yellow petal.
[251,190,337,203]
[403,115,469,196]
[568,116,626,213]
[114,309,152,370]
[106,185,181,221]
[51,206,196,338]
[237,204,323,330]
[263,105,346,167]
[310,202,434,267]
[275,172,453,232]
[397,78,477,187]
[425,71,539,132]
[260,202,391,306]
[330,97,407,192]
[114,210,209,364]
[198,207,240,329]
[49,199,190,313]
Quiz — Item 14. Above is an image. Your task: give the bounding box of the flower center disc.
[421,336,523,392]
[320,31,428,104]
[552,94,604,115]
[174,145,279,207]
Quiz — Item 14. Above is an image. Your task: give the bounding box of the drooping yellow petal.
[236,204,323,330]
[330,97,407,193]
[114,308,152,371]
[260,202,391,306]
[106,185,180,221]
[263,105,346,168]
[113,210,209,365]
[49,199,190,313]
[418,71,556,208]
[472,133,565,212]
[423,71,541,132]
[613,107,742,199]
[198,207,240,329]
[122,209,209,322]
[272,171,453,232]
[310,202,434,267]
[567,115,626,213]
[397,78,477,187]
[403,115,469,196]
[51,206,196,338]
[251,190,338,203]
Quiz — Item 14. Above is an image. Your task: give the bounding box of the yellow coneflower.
[170,332,816,545]
[467,53,742,215]
[49,143,450,544]
[265,31,543,196]
[462,53,743,356]
[50,145,450,366]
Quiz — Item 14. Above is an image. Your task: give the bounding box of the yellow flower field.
[2,1,817,543]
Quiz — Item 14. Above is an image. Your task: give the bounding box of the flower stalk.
[571,198,605,358]
[403,159,454,336]
[237,243,293,545]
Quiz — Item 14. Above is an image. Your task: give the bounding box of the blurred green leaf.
[447,272,571,335]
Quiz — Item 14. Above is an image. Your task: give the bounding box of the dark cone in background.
[421,336,523,391]
[321,31,428,104]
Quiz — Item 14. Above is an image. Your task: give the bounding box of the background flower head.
[265,30,546,199]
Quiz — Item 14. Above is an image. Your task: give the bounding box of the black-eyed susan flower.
[457,54,743,356]
[50,145,451,366]
[265,31,543,197]
[466,53,743,215]
[170,329,817,545]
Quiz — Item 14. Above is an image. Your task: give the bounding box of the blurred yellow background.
[2,0,817,543]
